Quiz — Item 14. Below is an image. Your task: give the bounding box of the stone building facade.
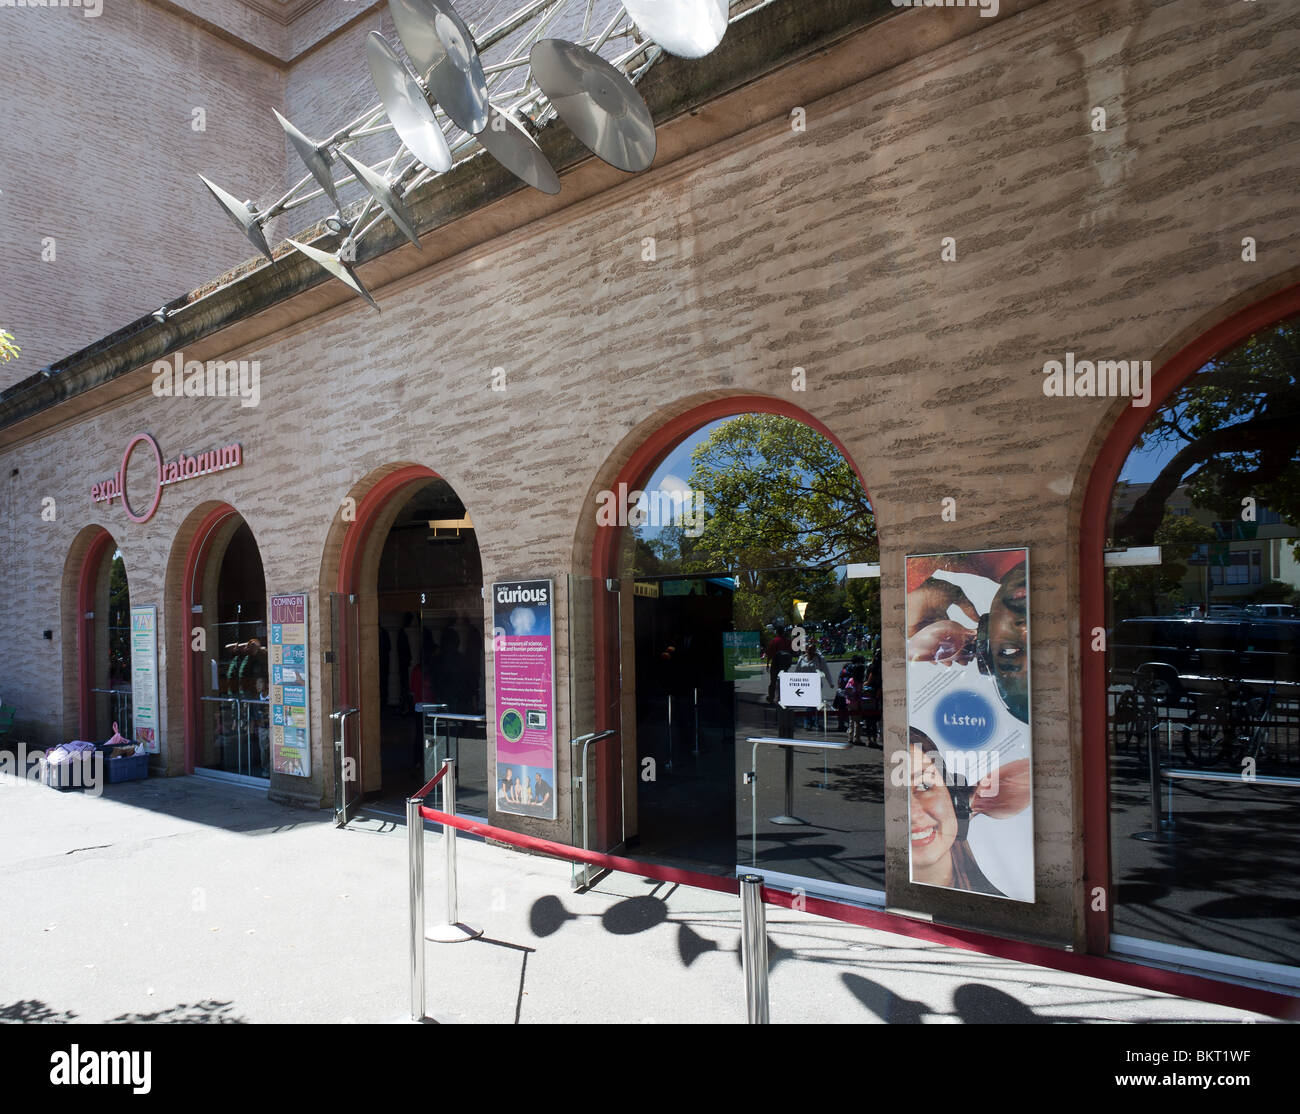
[2,0,1298,999]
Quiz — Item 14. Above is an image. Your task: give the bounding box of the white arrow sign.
[778,671,821,708]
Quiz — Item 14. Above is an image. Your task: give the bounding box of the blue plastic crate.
[104,752,149,783]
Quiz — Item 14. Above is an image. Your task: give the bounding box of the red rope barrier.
[411,764,449,803]
[417,804,740,896]
[411,804,1300,1019]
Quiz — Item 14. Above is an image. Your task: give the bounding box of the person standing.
[765,623,793,704]
[397,612,414,715]
[378,624,391,708]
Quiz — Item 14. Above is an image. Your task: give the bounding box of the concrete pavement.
[0,771,1277,1024]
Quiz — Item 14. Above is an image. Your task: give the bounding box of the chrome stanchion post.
[665,693,674,771]
[1134,705,1181,842]
[407,795,425,1021]
[739,874,770,1024]
[428,758,483,943]
[446,760,459,924]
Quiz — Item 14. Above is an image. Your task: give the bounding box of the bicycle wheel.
[1181,695,1233,768]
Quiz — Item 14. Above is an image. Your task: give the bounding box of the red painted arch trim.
[333,465,438,796]
[182,504,237,775]
[591,395,876,581]
[1080,283,1300,956]
[335,465,437,595]
[588,395,876,848]
[77,530,116,740]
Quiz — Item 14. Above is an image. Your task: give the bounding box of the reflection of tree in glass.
[1113,318,1300,548]
[632,415,878,633]
[1108,510,1216,620]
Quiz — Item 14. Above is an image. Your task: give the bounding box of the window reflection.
[1106,315,1300,969]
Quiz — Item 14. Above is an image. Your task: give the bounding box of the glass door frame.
[330,591,362,825]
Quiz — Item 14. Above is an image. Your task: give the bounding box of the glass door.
[417,588,488,816]
[568,575,624,889]
[330,592,362,825]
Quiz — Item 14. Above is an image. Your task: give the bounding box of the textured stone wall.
[0,0,1297,949]
[0,2,286,383]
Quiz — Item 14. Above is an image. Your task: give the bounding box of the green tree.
[1113,318,1300,547]
[0,329,19,361]
[1109,511,1216,621]
[627,414,879,633]
[684,414,876,570]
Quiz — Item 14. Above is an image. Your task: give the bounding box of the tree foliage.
[630,414,878,632]
[684,414,876,569]
[1113,317,1300,545]
[0,329,19,362]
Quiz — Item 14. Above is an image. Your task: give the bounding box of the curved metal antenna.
[287,237,380,311]
[389,0,491,135]
[274,108,340,207]
[334,149,423,249]
[529,38,656,173]
[366,32,455,175]
[622,0,728,59]
[198,174,274,260]
[477,105,561,194]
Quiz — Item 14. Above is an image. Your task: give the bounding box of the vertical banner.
[722,630,762,681]
[269,593,311,777]
[904,548,1033,901]
[492,579,556,819]
[129,605,159,754]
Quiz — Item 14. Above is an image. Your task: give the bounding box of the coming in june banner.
[905,548,1033,901]
[492,579,557,819]
[269,593,311,778]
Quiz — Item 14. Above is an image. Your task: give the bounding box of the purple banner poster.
[492,579,557,819]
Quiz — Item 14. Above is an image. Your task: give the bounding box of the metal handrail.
[570,730,618,886]
[331,707,360,824]
[199,694,270,779]
[418,708,488,772]
[746,735,852,855]
[1162,767,1300,789]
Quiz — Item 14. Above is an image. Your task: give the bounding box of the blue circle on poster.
[933,689,996,749]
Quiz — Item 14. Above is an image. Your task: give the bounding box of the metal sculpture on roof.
[196,0,732,310]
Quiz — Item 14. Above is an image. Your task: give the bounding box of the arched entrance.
[181,504,270,782]
[331,465,486,817]
[591,398,882,897]
[1082,285,1300,984]
[69,527,131,741]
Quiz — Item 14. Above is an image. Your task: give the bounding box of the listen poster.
[492,579,557,819]
[904,549,1033,901]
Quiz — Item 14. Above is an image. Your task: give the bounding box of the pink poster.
[492,579,556,819]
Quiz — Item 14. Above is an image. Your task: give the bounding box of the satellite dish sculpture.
[196,0,732,310]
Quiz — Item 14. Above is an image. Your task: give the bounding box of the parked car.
[1247,603,1297,619]
[1110,615,1300,699]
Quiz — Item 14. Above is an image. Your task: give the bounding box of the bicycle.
[1179,675,1275,769]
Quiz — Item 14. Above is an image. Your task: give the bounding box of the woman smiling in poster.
[904,548,1033,901]
[909,729,1003,896]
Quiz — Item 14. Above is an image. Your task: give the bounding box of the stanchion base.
[1132,829,1183,843]
[427,922,483,943]
[769,815,807,826]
